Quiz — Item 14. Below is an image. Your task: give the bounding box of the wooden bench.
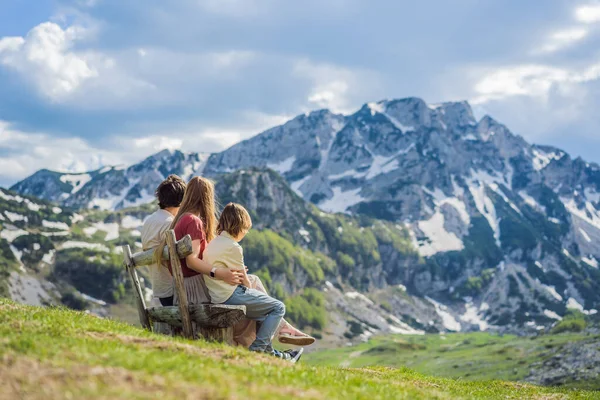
[122,229,246,344]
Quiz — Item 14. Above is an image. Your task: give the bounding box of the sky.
[1,0,600,187]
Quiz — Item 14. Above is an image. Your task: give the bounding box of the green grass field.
[1,298,598,399]
[307,332,600,388]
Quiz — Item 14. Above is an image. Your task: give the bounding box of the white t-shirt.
[203,231,244,304]
[140,209,174,299]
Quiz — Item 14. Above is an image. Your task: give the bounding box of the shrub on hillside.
[284,288,327,330]
[51,249,126,303]
[551,310,587,334]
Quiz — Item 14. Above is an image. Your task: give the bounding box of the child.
[203,203,303,362]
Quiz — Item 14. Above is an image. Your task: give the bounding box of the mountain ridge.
[7,96,600,338]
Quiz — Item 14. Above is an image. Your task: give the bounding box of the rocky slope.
[8,97,600,336]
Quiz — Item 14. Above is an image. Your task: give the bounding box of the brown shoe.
[278,327,316,346]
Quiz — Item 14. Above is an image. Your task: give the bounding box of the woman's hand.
[215,268,243,285]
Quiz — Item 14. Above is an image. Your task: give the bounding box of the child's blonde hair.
[217,203,252,238]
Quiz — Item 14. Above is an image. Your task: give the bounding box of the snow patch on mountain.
[5,211,27,223]
[582,256,598,268]
[467,177,500,246]
[422,187,470,225]
[519,191,545,213]
[121,215,144,229]
[319,187,364,214]
[415,212,464,257]
[566,297,585,312]
[121,189,155,209]
[386,314,425,335]
[542,283,563,301]
[10,245,23,265]
[25,199,42,212]
[84,222,119,241]
[460,301,489,331]
[0,191,24,203]
[60,174,92,194]
[365,144,415,180]
[544,309,562,320]
[41,250,55,265]
[579,228,592,243]
[532,148,563,171]
[298,228,310,243]
[426,296,462,332]
[267,156,296,175]
[368,101,415,132]
[61,241,109,252]
[1,228,28,242]
[563,198,600,231]
[42,220,69,230]
[71,214,84,224]
[88,198,118,210]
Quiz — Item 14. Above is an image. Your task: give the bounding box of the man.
[141,175,242,309]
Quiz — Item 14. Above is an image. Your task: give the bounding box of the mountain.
[8,97,600,336]
[11,150,210,210]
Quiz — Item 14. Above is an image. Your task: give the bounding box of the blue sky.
[1,0,600,186]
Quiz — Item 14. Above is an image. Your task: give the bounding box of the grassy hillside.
[1,299,597,399]
[308,331,600,389]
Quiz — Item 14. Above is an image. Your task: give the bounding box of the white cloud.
[0,121,127,185]
[0,22,100,101]
[0,107,294,186]
[119,110,292,154]
[472,65,569,103]
[536,28,588,54]
[575,4,600,23]
[293,59,381,113]
[471,60,600,104]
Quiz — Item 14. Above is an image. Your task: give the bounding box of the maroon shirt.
[171,213,206,278]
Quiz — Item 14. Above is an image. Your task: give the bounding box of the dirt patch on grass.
[0,355,219,400]
[86,331,286,367]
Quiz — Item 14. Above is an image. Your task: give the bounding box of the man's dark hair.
[156,175,186,209]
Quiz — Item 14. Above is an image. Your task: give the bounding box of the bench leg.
[198,326,234,345]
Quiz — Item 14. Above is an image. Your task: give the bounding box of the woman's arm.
[185,239,243,285]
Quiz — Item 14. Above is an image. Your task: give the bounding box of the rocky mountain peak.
[7,96,600,335]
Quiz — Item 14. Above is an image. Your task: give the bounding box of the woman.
[154,176,315,346]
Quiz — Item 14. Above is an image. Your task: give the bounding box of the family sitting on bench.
[141,175,316,362]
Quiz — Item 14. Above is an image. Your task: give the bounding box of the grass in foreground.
[307,332,600,388]
[0,299,598,400]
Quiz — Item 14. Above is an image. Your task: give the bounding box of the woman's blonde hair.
[153,176,218,267]
[217,203,252,238]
